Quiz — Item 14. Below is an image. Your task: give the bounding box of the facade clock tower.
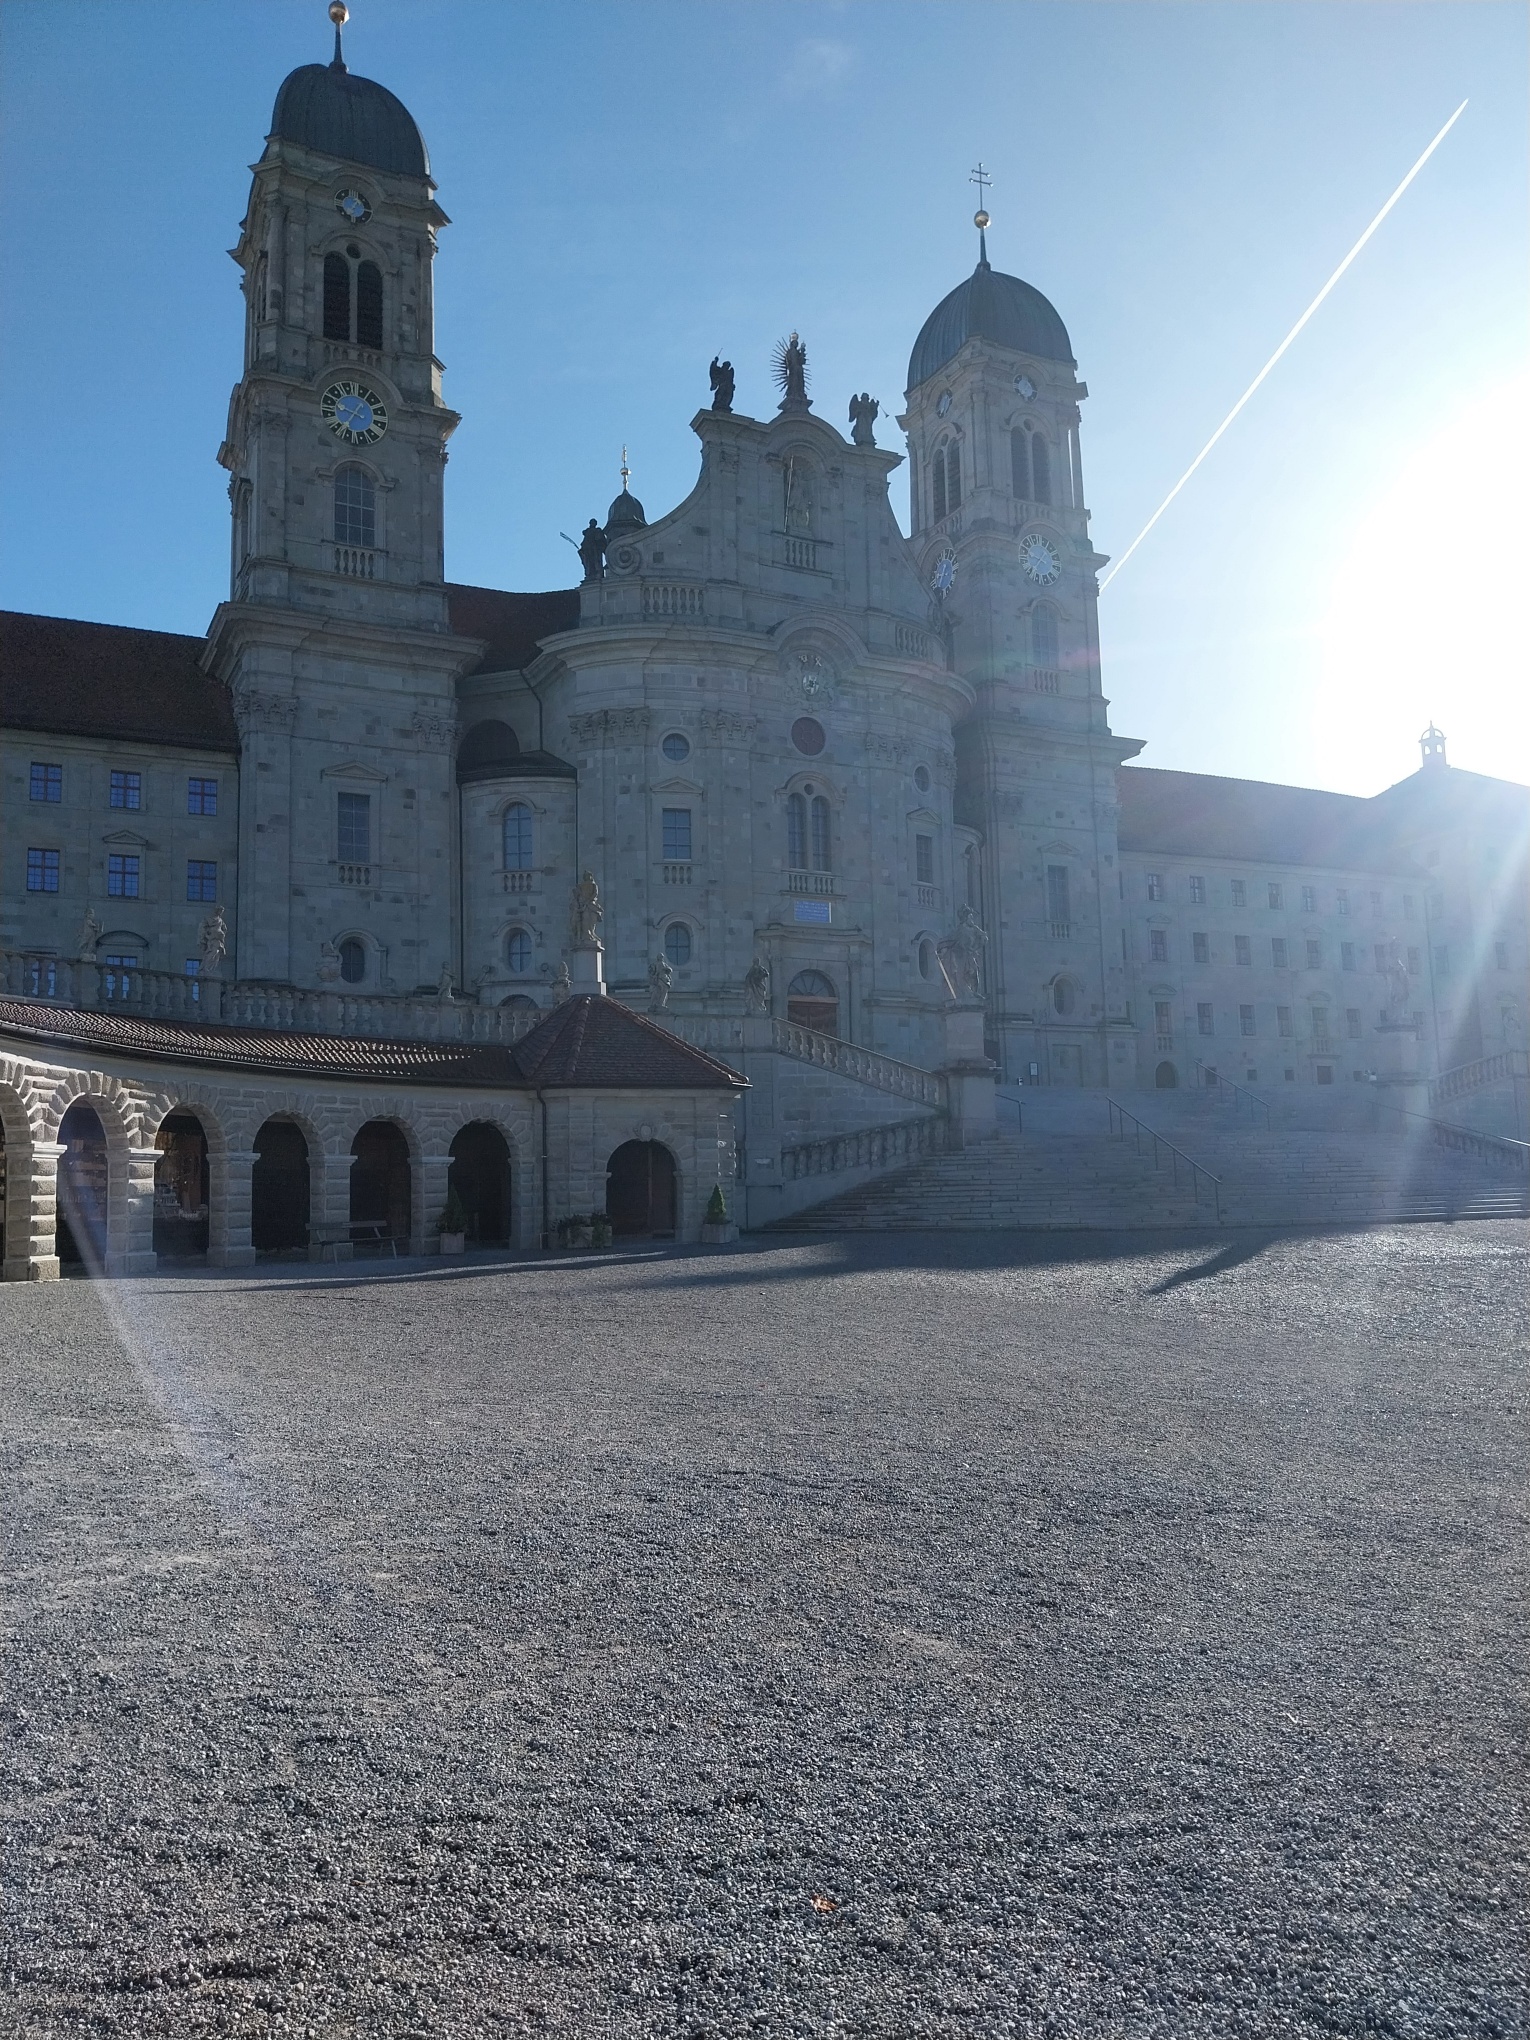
[204,6,482,991]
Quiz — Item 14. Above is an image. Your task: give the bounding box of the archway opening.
[252,1118,310,1254]
[57,1102,108,1271]
[351,1121,412,1249]
[153,1112,209,1259]
[605,1140,677,1240]
[448,1122,511,1246]
[1155,1060,1179,1090]
[787,969,838,1036]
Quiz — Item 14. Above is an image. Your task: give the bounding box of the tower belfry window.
[1030,433,1051,504]
[1031,605,1058,668]
[355,262,383,349]
[1011,427,1030,500]
[334,466,376,548]
[322,250,384,348]
[945,443,961,512]
[323,253,350,341]
[932,454,947,525]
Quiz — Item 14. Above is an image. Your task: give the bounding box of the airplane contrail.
[1099,99,1469,593]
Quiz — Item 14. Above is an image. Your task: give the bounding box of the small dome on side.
[605,488,647,535]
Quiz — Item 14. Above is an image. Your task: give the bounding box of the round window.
[661,731,690,763]
[918,939,934,981]
[1052,977,1077,1017]
[338,938,365,984]
[663,922,693,968]
[914,765,931,793]
[506,928,533,974]
[791,716,826,757]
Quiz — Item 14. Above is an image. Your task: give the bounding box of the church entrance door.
[786,970,838,1036]
[606,1140,677,1239]
[448,1122,511,1245]
[1155,1060,1178,1089]
[252,1119,310,1252]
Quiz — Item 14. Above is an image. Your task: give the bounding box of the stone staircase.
[777,1090,1529,1232]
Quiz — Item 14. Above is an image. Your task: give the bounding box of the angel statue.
[197,902,228,976]
[743,955,771,1015]
[848,392,879,446]
[647,951,674,1013]
[570,871,603,947]
[708,356,735,413]
[774,331,810,413]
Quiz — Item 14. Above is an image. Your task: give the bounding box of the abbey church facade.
[1,26,1526,1275]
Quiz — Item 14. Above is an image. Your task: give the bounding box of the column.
[417,1152,452,1255]
[211,1150,259,1268]
[312,1149,356,1260]
[5,1140,63,1282]
[115,1144,161,1277]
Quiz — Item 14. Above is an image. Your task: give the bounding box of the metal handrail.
[1107,1097,1223,1220]
[1370,1096,1530,1177]
[1194,1061,1271,1127]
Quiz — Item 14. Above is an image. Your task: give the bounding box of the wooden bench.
[309,1221,399,1261]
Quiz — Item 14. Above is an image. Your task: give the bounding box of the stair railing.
[1194,1061,1271,1127]
[1108,1098,1223,1220]
[1369,1096,1529,1178]
[1428,1048,1529,1108]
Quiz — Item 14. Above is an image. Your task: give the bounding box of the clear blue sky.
[1,1,1524,796]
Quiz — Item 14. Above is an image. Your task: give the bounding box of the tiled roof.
[0,610,238,752]
[447,584,581,675]
[0,993,744,1094]
[1116,767,1402,870]
[512,996,747,1091]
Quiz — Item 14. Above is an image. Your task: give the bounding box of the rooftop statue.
[571,871,603,947]
[708,356,735,414]
[647,951,674,1013]
[774,331,810,414]
[577,518,607,583]
[848,392,879,446]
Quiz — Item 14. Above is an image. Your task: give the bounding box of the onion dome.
[908,255,1073,390]
[605,487,647,536]
[269,33,429,179]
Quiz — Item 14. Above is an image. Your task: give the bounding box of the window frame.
[661,806,693,863]
[29,761,62,803]
[502,802,534,872]
[25,846,60,893]
[109,769,142,812]
[107,852,141,899]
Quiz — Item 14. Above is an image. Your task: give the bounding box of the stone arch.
[605,1139,679,1240]
[347,1112,422,1250]
[1155,1060,1179,1089]
[447,1119,513,1246]
[0,1077,39,1281]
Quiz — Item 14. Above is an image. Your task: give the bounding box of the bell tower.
[205,4,482,991]
[899,192,1142,1087]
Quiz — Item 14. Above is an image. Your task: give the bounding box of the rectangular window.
[187,776,218,816]
[109,769,142,810]
[1337,888,1349,916]
[1277,1005,1293,1038]
[1496,941,1510,970]
[1234,934,1251,967]
[1239,1004,1256,1037]
[1302,885,1317,914]
[915,834,934,885]
[662,807,692,861]
[1435,945,1450,977]
[1271,937,1288,969]
[186,859,218,902]
[1146,872,1163,901]
[1154,1000,1173,1046]
[107,853,140,897]
[1341,942,1355,971]
[26,847,60,892]
[1306,939,1322,969]
[1197,1002,1214,1037]
[1346,1008,1362,1038]
[1188,875,1205,904]
[1374,943,1389,973]
[337,791,371,864]
[1268,882,1283,909]
[29,762,62,803]
[1230,879,1246,908]
[1407,946,1421,975]
[185,957,201,1003]
[1192,932,1209,965]
[1313,1007,1331,1044]
[1316,1064,1334,1085]
[1370,890,1383,915]
[1149,928,1168,963]
[1046,864,1071,929]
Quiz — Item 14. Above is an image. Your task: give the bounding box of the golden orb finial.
[973,209,991,231]
[329,1,350,24]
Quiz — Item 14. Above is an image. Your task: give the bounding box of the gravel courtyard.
[2,1224,1526,2039]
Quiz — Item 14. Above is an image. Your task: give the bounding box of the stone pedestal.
[940,1000,997,1147]
[568,943,605,995]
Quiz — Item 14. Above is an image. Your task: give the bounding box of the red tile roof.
[512,996,747,1090]
[447,584,581,675]
[0,610,237,752]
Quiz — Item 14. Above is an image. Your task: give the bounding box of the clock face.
[936,390,953,417]
[1014,374,1036,400]
[932,551,958,594]
[1019,534,1061,584]
[336,189,371,224]
[321,380,388,445]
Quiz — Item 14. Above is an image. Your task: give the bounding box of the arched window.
[355,260,383,349]
[787,970,838,1034]
[1031,433,1052,504]
[253,253,268,325]
[663,922,692,967]
[810,795,831,872]
[502,803,534,871]
[946,443,962,512]
[1011,427,1030,500]
[338,937,366,984]
[918,938,935,981]
[322,253,350,341]
[786,792,807,870]
[932,453,947,524]
[1031,605,1059,668]
[506,927,532,973]
[334,466,376,548]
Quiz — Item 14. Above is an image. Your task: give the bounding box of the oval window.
[914,765,931,793]
[791,716,826,757]
[664,923,693,968]
[338,937,365,984]
[918,939,934,981]
[1052,977,1077,1017]
[661,731,690,763]
[506,928,533,973]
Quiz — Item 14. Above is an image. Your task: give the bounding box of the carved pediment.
[321,762,389,783]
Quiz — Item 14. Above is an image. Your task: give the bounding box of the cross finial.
[619,444,630,492]
[969,162,992,263]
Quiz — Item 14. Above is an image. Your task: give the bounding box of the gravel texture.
[2,1224,1526,2038]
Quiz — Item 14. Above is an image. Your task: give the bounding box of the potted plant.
[437,1187,469,1255]
[556,1213,593,1250]
[701,1184,738,1245]
[590,1210,613,1249]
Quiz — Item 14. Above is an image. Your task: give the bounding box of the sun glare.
[1321,373,1529,788]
